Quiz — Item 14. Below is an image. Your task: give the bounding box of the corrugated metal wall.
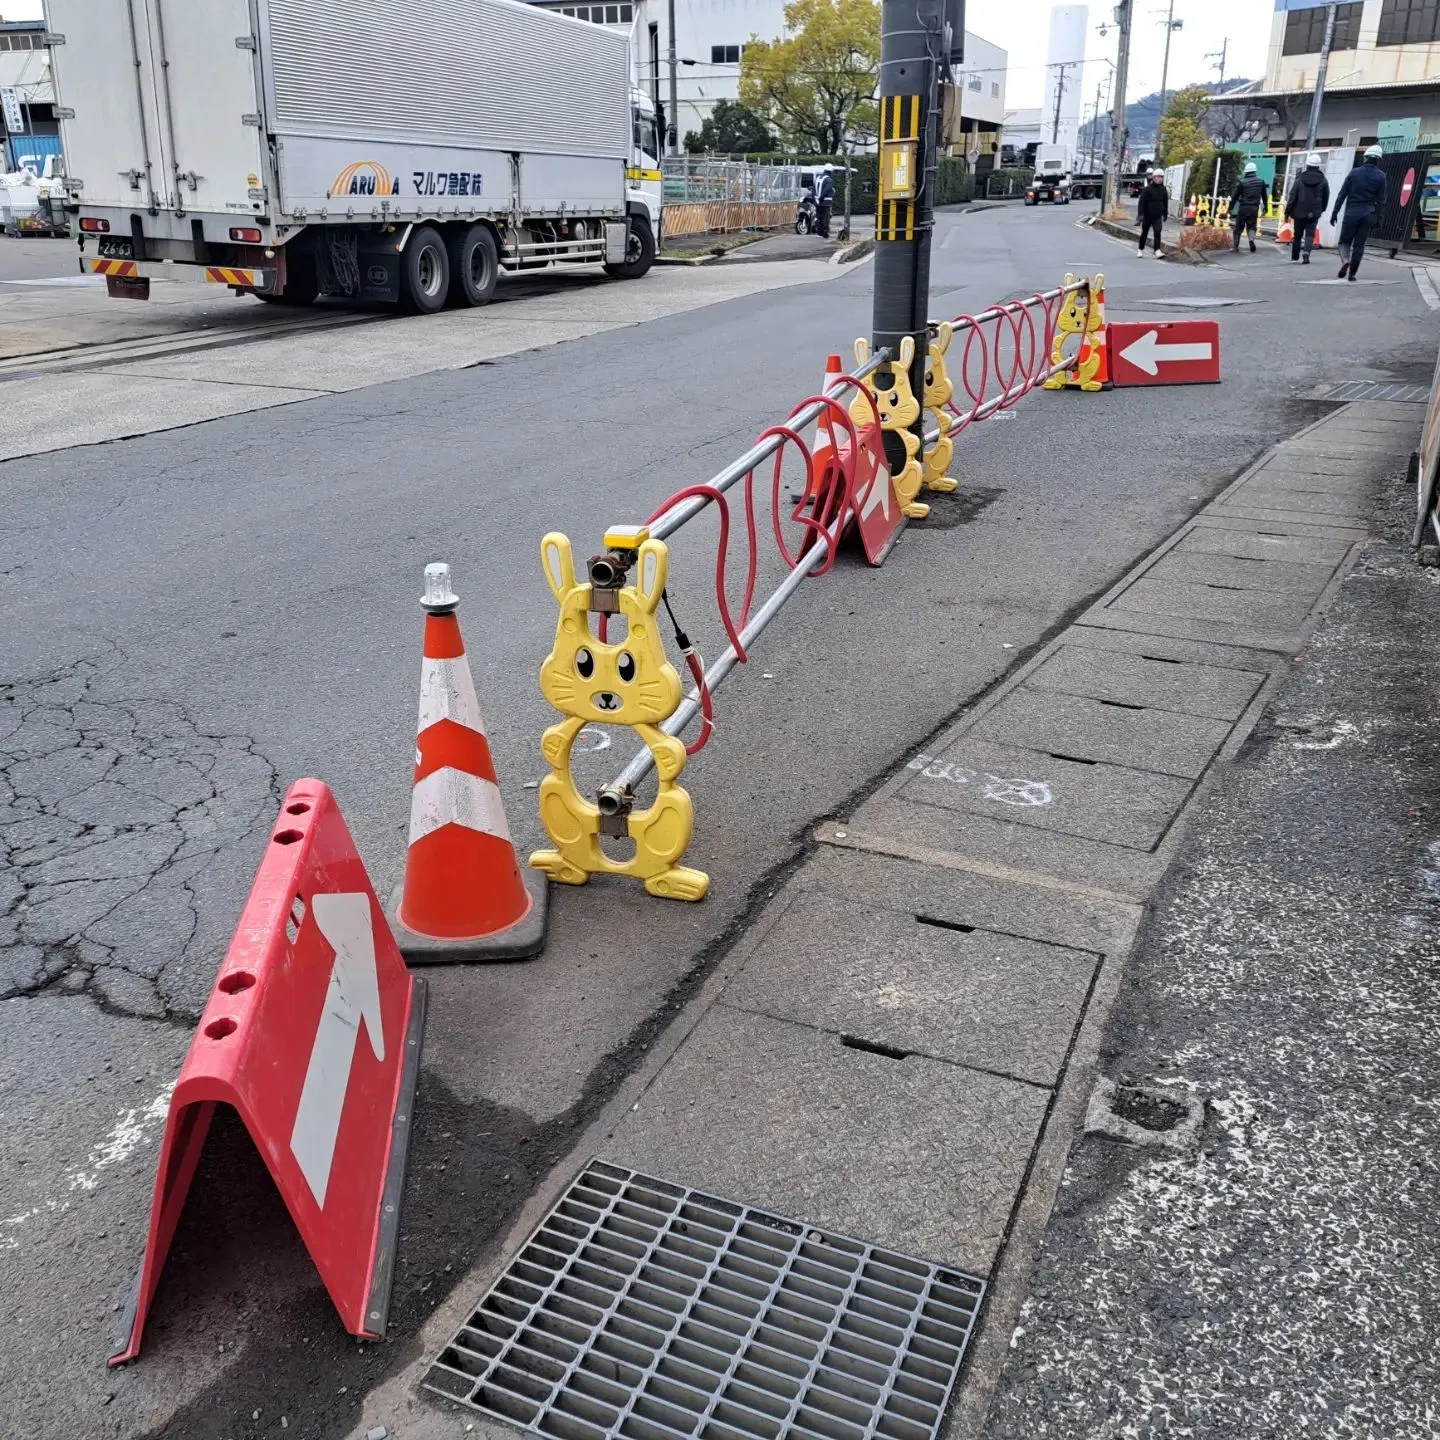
[266,0,630,157]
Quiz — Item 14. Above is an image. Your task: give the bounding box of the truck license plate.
[98,237,134,258]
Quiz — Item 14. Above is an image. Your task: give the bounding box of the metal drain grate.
[1319,380,1430,403]
[424,1162,985,1440]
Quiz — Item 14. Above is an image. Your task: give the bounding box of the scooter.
[795,193,817,235]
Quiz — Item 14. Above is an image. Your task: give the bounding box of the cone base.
[388,868,549,964]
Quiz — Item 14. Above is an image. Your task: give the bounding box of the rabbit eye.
[617,652,637,683]
[575,648,594,679]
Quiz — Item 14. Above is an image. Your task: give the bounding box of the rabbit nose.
[593,691,622,712]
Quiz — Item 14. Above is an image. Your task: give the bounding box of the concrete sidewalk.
[353,395,1425,1440]
[985,459,1440,1436]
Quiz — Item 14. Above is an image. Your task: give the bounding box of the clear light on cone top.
[423,562,458,610]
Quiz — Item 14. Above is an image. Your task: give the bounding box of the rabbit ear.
[854,337,870,365]
[541,532,575,604]
[633,539,668,615]
[1064,271,1076,286]
[936,321,953,354]
[899,336,915,367]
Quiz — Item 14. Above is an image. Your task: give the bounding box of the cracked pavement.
[2,653,280,1020]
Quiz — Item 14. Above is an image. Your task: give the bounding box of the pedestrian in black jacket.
[1330,145,1388,280]
[1231,163,1269,253]
[1136,171,1168,256]
[1285,152,1330,263]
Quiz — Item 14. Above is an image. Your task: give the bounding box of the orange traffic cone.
[805,353,846,506]
[1278,218,1294,243]
[390,562,548,961]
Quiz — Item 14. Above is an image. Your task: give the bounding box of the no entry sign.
[1109,320,1221,387]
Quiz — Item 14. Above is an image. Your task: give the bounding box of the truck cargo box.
[47,0,631,226]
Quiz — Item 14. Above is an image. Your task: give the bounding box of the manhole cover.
[1318,380,1430,403]
[1146,296,1257,309]
[425,1162,986,1440]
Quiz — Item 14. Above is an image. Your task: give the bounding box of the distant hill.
[1078,79,1255,154]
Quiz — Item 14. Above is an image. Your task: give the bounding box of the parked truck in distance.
[45,0,662,311]
[1024,145,1105,205]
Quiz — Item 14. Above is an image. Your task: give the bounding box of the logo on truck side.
[328,161,398,199]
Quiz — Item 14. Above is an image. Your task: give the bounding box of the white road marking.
[289,893,385,1209]
[1413,267,1440,310]
[906,754,1054,806]
[1,1083,175,1250]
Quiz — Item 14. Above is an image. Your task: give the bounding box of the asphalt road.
[2,206,1437,1440]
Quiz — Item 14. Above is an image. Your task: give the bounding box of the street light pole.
[1104,0,1133,215]
[1305,3,1338,151]
[667,0,679,154]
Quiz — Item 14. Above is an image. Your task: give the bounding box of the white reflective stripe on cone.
[416,655,486,735]
[408,766,511,846]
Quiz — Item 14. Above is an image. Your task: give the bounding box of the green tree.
[739,0,880,154]
[1158,86,1216,168]
[684,100,779,154]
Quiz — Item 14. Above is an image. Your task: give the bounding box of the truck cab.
[1026,144,1072,206]
[628,90,663,250]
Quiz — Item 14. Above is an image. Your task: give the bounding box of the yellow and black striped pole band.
[877,94,921,241]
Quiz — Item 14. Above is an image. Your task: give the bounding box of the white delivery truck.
[43,0,663,310]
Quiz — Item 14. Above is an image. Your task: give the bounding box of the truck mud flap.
[106,276,152,301]
[355,248,401,304]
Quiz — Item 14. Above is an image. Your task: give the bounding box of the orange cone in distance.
[389,563,547,962]
[806,353,846,506]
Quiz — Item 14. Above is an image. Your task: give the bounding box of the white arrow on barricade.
[289,892,385,1208]
[1119,328,1215,376]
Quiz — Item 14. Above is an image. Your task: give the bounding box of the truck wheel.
[605,216,655,279]
[448,224,499,307]
[400,225,450,313]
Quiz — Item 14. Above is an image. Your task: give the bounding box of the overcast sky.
[5,0,1272,114]
[970,0,1273,112]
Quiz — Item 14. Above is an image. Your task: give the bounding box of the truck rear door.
[47,0,265,217]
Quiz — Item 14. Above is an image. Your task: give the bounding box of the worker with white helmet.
[1285,151,1330,265]
[1231,161,1270,254]
[1329,144,1389,281]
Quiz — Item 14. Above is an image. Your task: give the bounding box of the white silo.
[1043,4,1089,153]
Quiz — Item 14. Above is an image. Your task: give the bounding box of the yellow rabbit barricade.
[921,322,958,494]
[852,336,928,520]
[1043,273,1110,393]
[530,531,711,902]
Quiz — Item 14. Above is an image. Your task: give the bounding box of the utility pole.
[872,0,945,459]
[667,0,679,154]
[1050,61,1074,145]
[1206,37,1229,211]
[1207,36,1227,94]
[1156,0,1182,150]
[1092,79,1105,167]
[1104,0,1133,215]
[1305,3,1338,151]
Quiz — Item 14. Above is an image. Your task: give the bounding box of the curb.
[830,236,875,266]
[655,250,725,267]
[1089,214,1209,265]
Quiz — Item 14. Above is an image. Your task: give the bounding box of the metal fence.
[661,158,804,204]
[660,158,804,238]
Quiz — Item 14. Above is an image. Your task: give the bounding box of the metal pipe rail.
[601,282,1092,798]
[647,348,891,543]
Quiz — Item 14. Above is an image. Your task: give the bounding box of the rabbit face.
[539,534,682,727]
